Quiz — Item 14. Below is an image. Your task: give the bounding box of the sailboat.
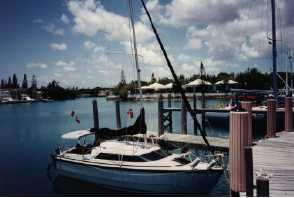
[50,0,224,195]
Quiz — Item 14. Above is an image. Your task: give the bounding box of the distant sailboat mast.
[271,0,278,98]
[128,0,143,100]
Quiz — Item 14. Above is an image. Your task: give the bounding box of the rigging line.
[140,0,212,152]
[126,0,137,87]
[128,0,143,103]
[276,0,283,72]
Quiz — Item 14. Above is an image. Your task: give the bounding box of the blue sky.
[0,0,293,88]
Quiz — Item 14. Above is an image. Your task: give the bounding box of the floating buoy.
[75,115,80,124]
[127,109,134,119]
[70,111,75,117]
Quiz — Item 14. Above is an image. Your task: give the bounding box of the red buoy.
[70,111,75,117]
[127,109,134,119]
[75,115,80,124]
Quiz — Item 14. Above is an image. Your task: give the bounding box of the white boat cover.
[62,130,94,140]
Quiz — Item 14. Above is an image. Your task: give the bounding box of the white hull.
[55,159,222,195]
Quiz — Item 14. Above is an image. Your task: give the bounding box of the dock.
[137,132,229,151]
[253,131,294,196]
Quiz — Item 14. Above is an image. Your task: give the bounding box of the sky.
[0,0,294,88]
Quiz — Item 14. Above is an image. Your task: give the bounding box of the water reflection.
[53,176,141,197]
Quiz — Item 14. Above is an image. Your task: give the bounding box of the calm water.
[0,97,233,196]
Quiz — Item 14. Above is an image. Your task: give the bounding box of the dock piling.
[92,99,99,129]
[256,176,270,197]
[241,101,253,145]
[181,96,187,135]
[193,94,197,135]
[115,100,121,129]
[266,99,276,138]
[158,94,164,136]
[229,111,249,194]
[284,96,293,132]
[167,93,173,133]
[245,146,254,197]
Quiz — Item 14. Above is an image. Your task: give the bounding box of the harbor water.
[0,97,244,196]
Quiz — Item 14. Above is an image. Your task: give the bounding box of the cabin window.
[96,153,119,161]
[122,155,146,162]
[140,150,170,161]
[95,153,146,162]
[68,144,92,155]
[173,157,191,165]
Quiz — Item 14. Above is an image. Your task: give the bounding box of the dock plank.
[253,132,294,197]
[142,132,229,151]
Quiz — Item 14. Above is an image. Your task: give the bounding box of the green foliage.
[41,80,78,100]
[113,82,129,100]
[22,74,28,89]
[12,74,19,89]
[150,72,156,83]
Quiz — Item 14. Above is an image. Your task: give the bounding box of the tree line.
[113,67,290,99]
[0,74,35,90]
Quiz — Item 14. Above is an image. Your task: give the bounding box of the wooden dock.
[253,131,294,196]
[138,132,229,151]
[164,107,294,114]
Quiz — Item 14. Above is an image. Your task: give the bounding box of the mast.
[200,62,206,136]
[271,0,277,98]
[128,0,143,100]
[289,50,293,96]
[140,0,212,151]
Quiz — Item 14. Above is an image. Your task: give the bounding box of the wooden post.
[193,93,197,110]
[92,100,99,129]
[158,94,164,136]
[115,100,121,129]
[285,97,293,132]
[201,91,206,136]
[193,93,197,135]
[267,99,276,138]
[167,93,173,133]
[245,147,254,197]
[241,101,253,145]
[256,176,270,197]
[230,190,240,197]
[181,96,187,135]
[229,111,249,194]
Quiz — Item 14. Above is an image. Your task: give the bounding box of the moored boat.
[51,109,224,195]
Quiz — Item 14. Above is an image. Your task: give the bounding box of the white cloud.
[67,0,153,43]
[50,43,67,51]
[61,14,70,24]
[43,23,64,36]
[184,38,202,49]
[55,60,76,72]
[26,62,48,69]
[83,40,96,50]
[159,0,240,27]
[63,66,76,71]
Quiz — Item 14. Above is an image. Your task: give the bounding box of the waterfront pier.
[93,92,294,197]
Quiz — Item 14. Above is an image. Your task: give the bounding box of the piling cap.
[268,94,274,99]
[231,101,245,112]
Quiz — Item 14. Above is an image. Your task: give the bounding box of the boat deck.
[253,131,294,196]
